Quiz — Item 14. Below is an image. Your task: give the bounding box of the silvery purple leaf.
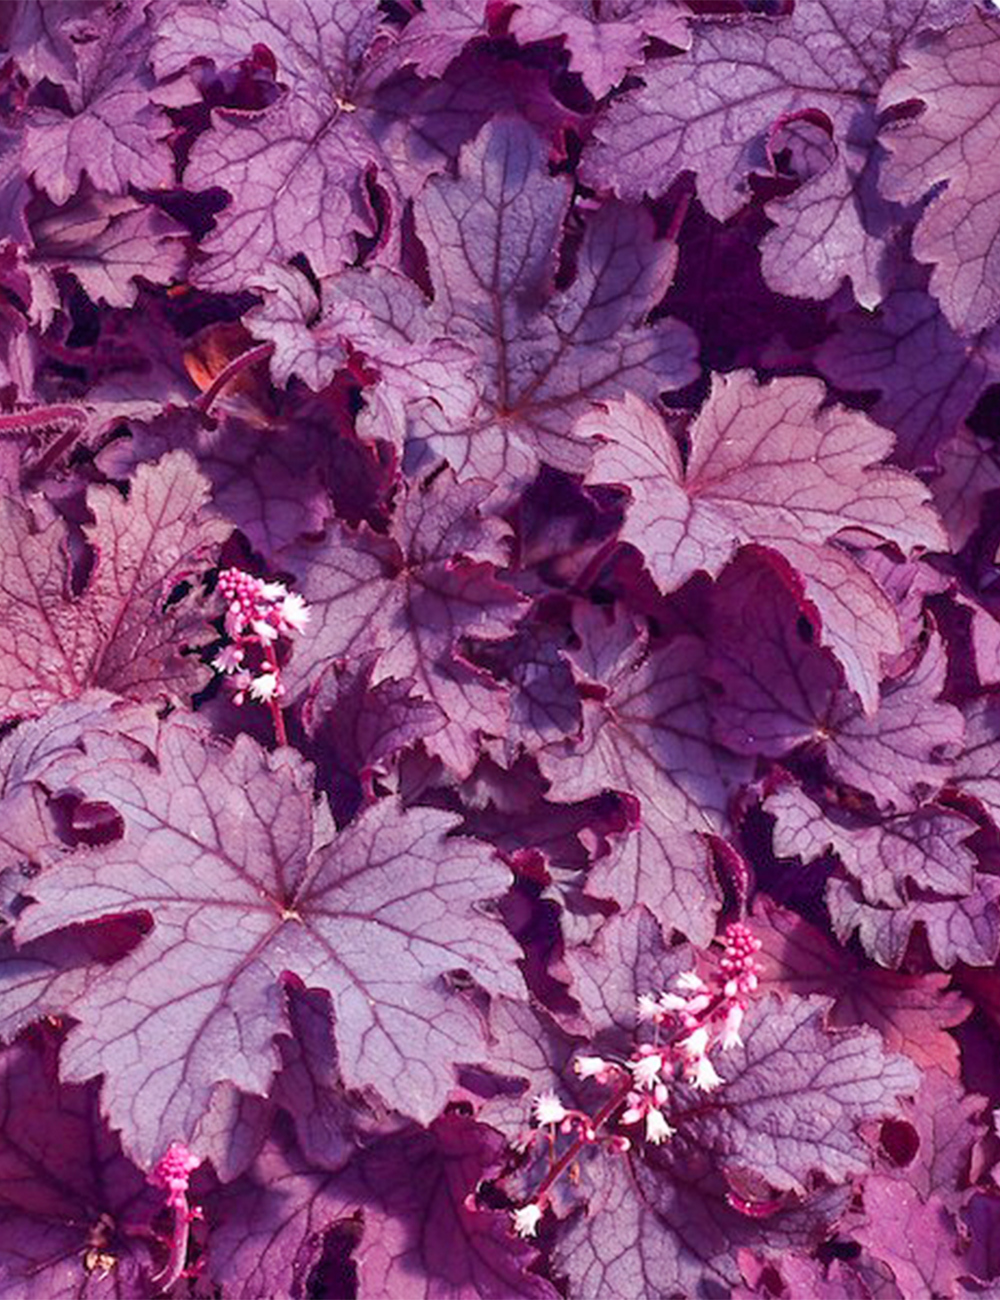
[15,718,523,1163]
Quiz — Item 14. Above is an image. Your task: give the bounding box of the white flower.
[259,580,289,602]
[212,644,244,674]
[630,1053,664,1090]
[249,671,280,703]
[511,1203,543,1238]
[679,1026,710,1060]
[573,1055,610,1080]
[676,971,706,993]
[251,617,279,643]
[645,1108,675,1145]
[277,591,310,635]
[720,1004,744,1051]
[637,993,661,1021]
[656,992,689,1012]
[533,1091,568,1126]
[689,1055,724,1091]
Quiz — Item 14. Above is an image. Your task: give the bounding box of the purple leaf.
[584,374,944,709]
[753,898,972,1075]
[556,905,692,1039]
[879,9,1000,334]
[713,557,962,806]
[541,627,752,945]
[932,425,1000,551]
[587,372,945,574]
[688,994,921,1195]
[27,190,186,310]
[966,1192,1000,1284]
[955,697,1000,820]
[0,452,228,722]
[15,718,523,1163]
[153,0,390,290]
[816,270,1000,469]
[827,873,1000,969]
[555,1132,850,1300]
[509,0,690,98]
[246,265,480,447]
[583,1,971,305]
[271,983,364,1174]
[892,1067,987,1211]
[114,405,339,558]
[346,1113,560,1300]
[411,117,697,488]
[282,472,525,774]
[767,787,978,907]
[303,655,446,824]
[391,0,491,80]
[22,0,173,204]
[0,1029,160,1299]
[854,1176,965,1300]
[201,1114,351,1299]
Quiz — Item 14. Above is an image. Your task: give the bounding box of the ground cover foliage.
[2,0,1000,1296]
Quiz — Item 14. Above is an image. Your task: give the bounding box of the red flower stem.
[533,1075,634,1203]
[530,991,729,1206]
[262,642,287,747]
[152,1201,193,1292]
[193,342,274,416]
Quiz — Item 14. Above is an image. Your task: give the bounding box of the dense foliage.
[2,1,1000,1296]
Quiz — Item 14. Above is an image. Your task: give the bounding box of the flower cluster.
[510,922,762,1238]
[149,1142,202,1288]
[211,569,309,726]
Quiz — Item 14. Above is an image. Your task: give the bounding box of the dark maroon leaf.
[0,1029,160,1299]
[752,898,971,1074]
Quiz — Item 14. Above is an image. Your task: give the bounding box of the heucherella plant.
[508,923,763,1238]
[210,567,310,744]
[3,0,1000,1295]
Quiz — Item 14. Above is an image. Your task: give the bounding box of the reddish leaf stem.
[193,342,274,416]
[262,640,287,748]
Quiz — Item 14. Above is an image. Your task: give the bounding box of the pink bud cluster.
[509,922,763,1239]
[149,1142,202,1288]
[212,568,309,711]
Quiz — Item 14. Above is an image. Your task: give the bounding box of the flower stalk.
[509,922,763,1237]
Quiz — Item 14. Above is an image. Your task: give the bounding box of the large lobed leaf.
[14,716,523,1164]
[585,375,945,709]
